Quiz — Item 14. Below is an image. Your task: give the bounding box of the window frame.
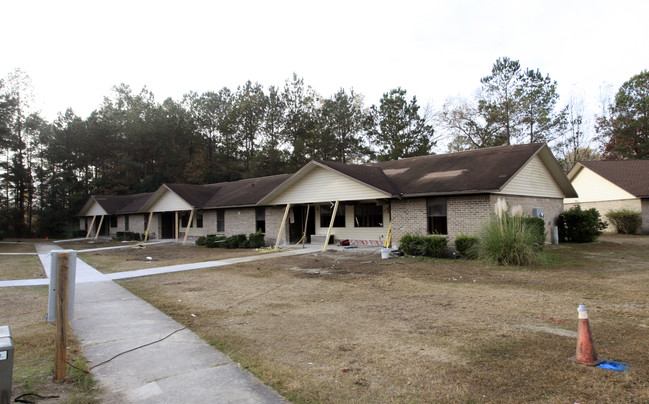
[427,197,448,235]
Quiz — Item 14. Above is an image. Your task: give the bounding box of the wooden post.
[54,252,69,382]
[322,201,339,252]
[175,211,179,242]
[94,215,105,240]
[274,204,291,249]
[301,205,310,248]
[144,211,153,242]
[182,209,194,245]
[85,216,96,238]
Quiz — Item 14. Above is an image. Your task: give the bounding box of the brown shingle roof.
[370,143,545,196]
[204,174,292,208]
[579,160,649,198]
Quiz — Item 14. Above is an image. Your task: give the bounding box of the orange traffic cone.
[570,304,604,366]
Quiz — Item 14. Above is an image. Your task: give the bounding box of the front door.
[161,212,175,239]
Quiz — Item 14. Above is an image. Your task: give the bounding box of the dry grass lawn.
[1,286,102,403]
[0,242,44,280]
[63,240,262,273]
[117,235,649,403]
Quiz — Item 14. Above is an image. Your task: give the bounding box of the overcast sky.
[3,0,648,131]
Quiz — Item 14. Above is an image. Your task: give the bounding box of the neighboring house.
[78,143,577,248]
[564,160,649,234]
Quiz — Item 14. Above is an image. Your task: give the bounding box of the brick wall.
[390,198,427,248]
[391,194,564,248]
[202,210,218,235]
[447,195,492,240]
[224,208,256,237]
[265,206,289,246]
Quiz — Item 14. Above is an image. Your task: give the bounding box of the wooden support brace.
[85,216,96,239]
[94,215,105,240]
[144,211,153,242]
[175,211,179,242]
[322,201,339,252]
[302,205,310,249]
[182,209,194,245]
[275,204,291,249]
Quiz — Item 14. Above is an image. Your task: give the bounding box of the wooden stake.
[322,201,339,252]
[144,211,153,242]
[275,204,291,249]
[85,216,96,238]
[302,205,310,249]
[175,211,179,241]
[182,209,194,245]
[94,215,104,240]
[54,252,69,382]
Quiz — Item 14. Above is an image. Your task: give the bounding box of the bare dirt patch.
[119,235,649,403]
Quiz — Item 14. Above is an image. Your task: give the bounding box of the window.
[217,209,225,233]
[196,211,203,228]
[180,211,191,228]
[427,197,447,234]
[110,215,118,228]
[256,207,266,233]
[320,204,345,227]
[124,215,129,231]
[354,203,383,227]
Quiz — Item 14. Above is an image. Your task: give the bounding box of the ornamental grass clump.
[477,198,543,266]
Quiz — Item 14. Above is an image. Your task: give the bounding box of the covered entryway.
[289,205,315,244]
[161,212,175,239]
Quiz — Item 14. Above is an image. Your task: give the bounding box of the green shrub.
[204,235,226,248]
[223,234,247,249]
[557,205,607,243]
[399,233,448,258]
[0,229,4,241]
[454,233,479,259]
[195,236,207,246]
[247,230,265,248]
[605,209,642,234]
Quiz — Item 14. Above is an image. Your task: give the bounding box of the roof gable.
[260,162,391,205]
[575,160,649,198]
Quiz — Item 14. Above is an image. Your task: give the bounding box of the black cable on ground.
[66,325,189,373]
[14,393,59,403]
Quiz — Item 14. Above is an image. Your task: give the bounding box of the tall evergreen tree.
[366,88,435,161]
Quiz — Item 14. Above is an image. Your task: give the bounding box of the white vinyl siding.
[499,155,564,198]
[86,203,107,216]
[149,191,193,212]
[267,166,389,205]
[565,167,636,204]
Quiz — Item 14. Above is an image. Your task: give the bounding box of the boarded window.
[354,203,383,227]
[427,197,447,235]
[256,207,265,233]
[320,204,345,227]
[217,209,225,233]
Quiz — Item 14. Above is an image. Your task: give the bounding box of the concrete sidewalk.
[6,243,324,403]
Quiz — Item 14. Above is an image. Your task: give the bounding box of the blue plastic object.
[597,361,628,372]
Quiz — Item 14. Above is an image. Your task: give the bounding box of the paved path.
[3,242,322,403]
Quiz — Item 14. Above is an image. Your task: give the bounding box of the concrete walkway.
[4,243,323,403]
